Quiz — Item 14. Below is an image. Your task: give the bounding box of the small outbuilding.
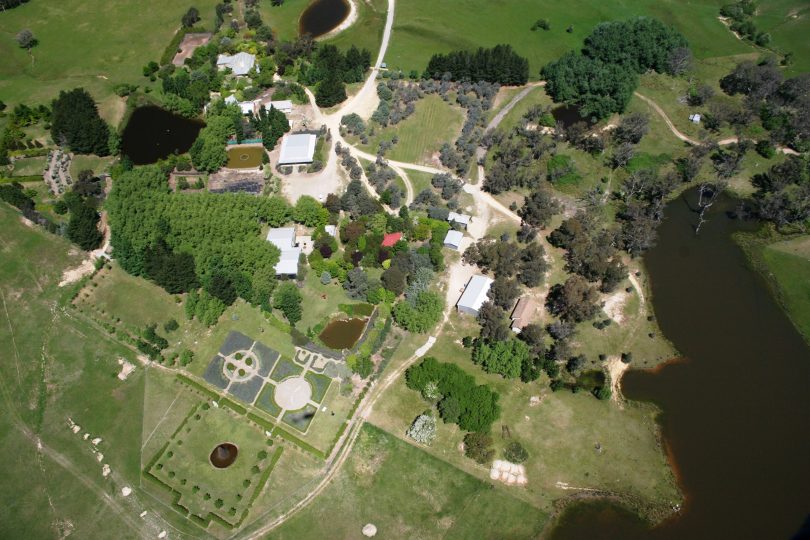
[443,229,463,250]
[278,133,317,165]
[268,100,293,114]
[456,275,494,317]
[689,113,702,124]
[448,211,472,229]
[510,296,537,333]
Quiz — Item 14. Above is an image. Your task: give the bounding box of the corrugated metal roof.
[278,133,317,165]
[457,275,493,312]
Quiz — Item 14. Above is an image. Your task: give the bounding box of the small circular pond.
[121,106,204,165]
[299,0,350,37]
[210,443,238,468]
[226,146,265,169]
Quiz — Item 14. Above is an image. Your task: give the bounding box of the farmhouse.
[224,95,257,115]
[381,232,403,247]
[510,296,537,333]
[443,229,463,250]
[456,275,494,317]
[266,227,301,276]
[278,133,317,165]
[217,52,258,76]
[448,211,472,229]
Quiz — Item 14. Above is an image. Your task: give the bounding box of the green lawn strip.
[237,446,284,526]
[738,232,810,345]
[305,371,332,403]
[177,373,220,402]
[270,423,326,460]
[219,397,248,415]
[271,423,548,539]
[270,357,304,382]
[10,157,47,176]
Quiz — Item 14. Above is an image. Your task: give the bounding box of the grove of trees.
[424,45,529,85]
[50,88,110,155]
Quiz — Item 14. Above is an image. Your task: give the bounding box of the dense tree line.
[0,0,29,11]
[249,104,290,150]
[752,156,810,229]
[719,0,771,46]
[406,357,500,433]
[107,165,295,305]
[50,89,110,155]
[424,45,529,85]
[299,44,370,107]
[542,18,689,119]
[463,237,548,288]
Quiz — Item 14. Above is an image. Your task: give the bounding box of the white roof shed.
[266,227,300,276]
[456,275,493,317]
[217,52,258,76]
[443,229,463,250]
[448,212,472,228]
[278,133,317,165]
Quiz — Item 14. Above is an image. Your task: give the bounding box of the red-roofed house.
[381,232,403,247]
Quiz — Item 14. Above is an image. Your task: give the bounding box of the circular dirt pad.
[274,377,312,410]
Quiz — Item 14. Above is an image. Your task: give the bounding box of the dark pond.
[210,443,238,468]
[121,106,204,165]
[551,104,592,128]
[299,0,350,38]
[318,317,367,349]
[551,192,810,539]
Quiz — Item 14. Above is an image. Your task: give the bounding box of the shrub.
[406,414,437,445]
[463,432,495,464]
[503,441,529,463]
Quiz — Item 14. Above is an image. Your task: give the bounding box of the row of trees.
[424,45,529,85]
[542,18,690,119]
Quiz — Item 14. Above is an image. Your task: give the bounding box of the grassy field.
[271,423,549,539]
[368,311,680,522]
[355,94,465,165]
[10,156,46,176]
[0,203,156,538]
[752,0,810,74]
[0,0,221,126]
[383,0,754,76]
[70,155,116,179]
[759,235,810,344]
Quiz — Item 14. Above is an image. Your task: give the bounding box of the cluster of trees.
[299,44,371,107]
[549,209,628,293]
[463,237,548,289]
[405,357,500,433]
[719,58,810,151]
[273,282,303,324]
[392,290,443,333]
[752,156,810,229]
[0,183,58,233]
[471,339,530,379]
[249,104,290,150]
[365,161,404,208]
[51,89,111,155]
[720,0,771,46]
[424,45,529,85]
[0,0,30,10]
[189,104,241,172]
[546,275,601,323]
[371,80,422,129]
[185,289,227,326]
[437,81,499,175]
[159,61,223,115]
[107,165,295,308]
[615,167,678,256]
[542,18,689,119]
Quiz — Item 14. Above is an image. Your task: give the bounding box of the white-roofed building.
[224,95,258,115]
[456,275,494,317]
[278,133,317,165]
[268,100,293,114]
[266,227,301,276]
[324,225,337,237]
[217,52,258,76]
[443,229,463,250]
[448,211,472,229]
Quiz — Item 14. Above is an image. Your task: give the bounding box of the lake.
[550,192,810,539]
[121,106,204,165]
[299,0,350,38]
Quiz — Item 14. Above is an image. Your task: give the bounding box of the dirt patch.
[605,355,630,405]
[602,290,628,324]
[172,33,213,66]
[116,358,135,381]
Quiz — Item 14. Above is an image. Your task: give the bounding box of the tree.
[488,276,520,310]
[381,266,406,295]
[614,112,650,145]
[464,432,495,464]
[66,202,102,250]
[273,282,302,325]
[181,7,200,27]
[546,275,601,323]
[583,18,689,75]
[205,272,237,305]
[406,414,437,445]
[50,88,110,155]
[472,338,529,379]
[293,196,329,227]
[478,302,511,342]
[393,291,443,333]
[503,441,529,463]
[566,354,586,374]
[344,267,369,299]
[520,189,561,228]
[519,323,545,356]
[315,74,347,108]
[16,29,36,50]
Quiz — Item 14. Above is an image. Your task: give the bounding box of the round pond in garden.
[210,443,238,468]
[226,146,265,169]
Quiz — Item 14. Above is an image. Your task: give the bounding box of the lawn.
[759,235,810,345]
[356,94,465,165]
[70,155,116,179]
[271,423,549,539]
[383,0,755,76]
[10,156,46,176]
[751,0,810,75]
[0,203,164,538]
[368,310,680,522]
[0,0,221,126]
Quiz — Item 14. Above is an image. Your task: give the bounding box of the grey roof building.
[456,275,494,316]
[278,133,317,165]
[266,227,301,276]
[217,52,257,76]
[443,229,463,250]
